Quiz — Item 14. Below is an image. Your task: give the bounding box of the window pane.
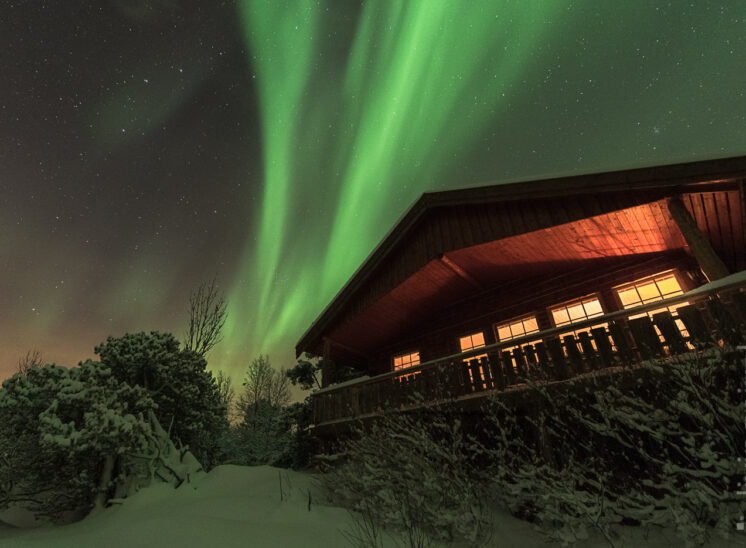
[552,308,570,326]
[656,275,683,297]
[523,317,539,333]
[582,298,603,317]
[618,288,640,307]
[497,325,512,341]
[510,323,526,338]
[637,282,661,303]
[567,303,586,321]
[472,332,485,346]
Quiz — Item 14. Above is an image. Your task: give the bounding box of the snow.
[0,465,742,547]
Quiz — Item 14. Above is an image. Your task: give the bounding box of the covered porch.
[311,272,746,432]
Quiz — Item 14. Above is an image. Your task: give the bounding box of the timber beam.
[667,196,729,281]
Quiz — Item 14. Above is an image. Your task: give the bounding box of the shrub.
[320,398,492,546]
[0,362,154,521]
[480,346,745,547]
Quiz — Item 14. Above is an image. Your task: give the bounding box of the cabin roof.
[296,155,746,358]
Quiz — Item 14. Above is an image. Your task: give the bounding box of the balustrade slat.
[608,321,634,364]
[591,327,615,368]
[501,351,517,385]
[577,332,599,371]
[480,356,495,389]
[562,335,583,375]
[545,338,567,380]
[676,304,711,346]
[488,352,506,389]
[628,316,663,360]
[652,311,687,354]
[512,347,528,380]
[471,358,486,391]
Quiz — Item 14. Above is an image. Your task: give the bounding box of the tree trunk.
[91,454,115,512]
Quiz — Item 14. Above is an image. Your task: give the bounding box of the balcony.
[310,272,746,431]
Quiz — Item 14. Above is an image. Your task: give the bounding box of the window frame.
[494,313,541,344]
[612,269,686,310]
[392,350,421,372]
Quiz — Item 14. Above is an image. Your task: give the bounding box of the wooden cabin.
[296,156,746,436]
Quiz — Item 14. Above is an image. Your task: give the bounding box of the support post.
[667,196,729,282]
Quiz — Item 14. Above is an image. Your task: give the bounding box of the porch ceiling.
[324,192,741,357]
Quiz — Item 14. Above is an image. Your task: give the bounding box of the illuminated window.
[495,315,541,373]
[614,270,689,341]
[459,332,486,358]
[551,295,604,328]
[459,332,488,385]
[393,351,420,382]
[615,271,684,308]
[550,295,607,353]
[393,351,420,371]
[496,315,540,341]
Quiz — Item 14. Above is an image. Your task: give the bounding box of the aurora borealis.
[2,1,746,386]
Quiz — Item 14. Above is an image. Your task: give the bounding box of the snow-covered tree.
[93,331,227,470]
[0,362,154,520]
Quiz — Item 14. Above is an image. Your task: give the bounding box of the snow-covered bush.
[0,358,209,523]
[321,397,492,546]
[93,331,227,470]
[0,362,154,520]
[481,346,745,547]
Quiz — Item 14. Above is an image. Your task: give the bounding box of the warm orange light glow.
[551,295,605,328]
[459,331,488,386]
[495,314,542,373]
[550,295,607,353]
[459,332,485,353]
[614,271,684,307]
[393,351,420,370]
[496,315,540,341]
[614,270,690,341]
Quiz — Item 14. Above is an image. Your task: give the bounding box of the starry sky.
[2,0,745,386]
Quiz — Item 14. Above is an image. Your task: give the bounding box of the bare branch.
[17,349,43,376]
[184,278,227,356]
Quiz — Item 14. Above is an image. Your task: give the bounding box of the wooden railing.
[311,276,746,427]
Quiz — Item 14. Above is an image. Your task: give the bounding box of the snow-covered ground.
[0,465,741,547]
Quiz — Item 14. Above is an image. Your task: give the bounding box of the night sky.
[2,1,745,386]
